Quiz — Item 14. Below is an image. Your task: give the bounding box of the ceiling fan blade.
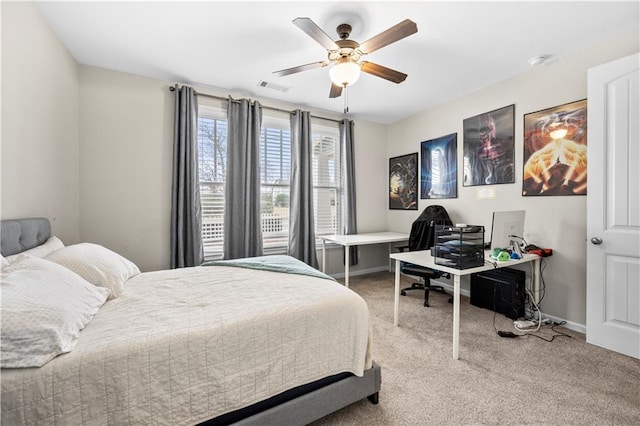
[361,61,408,84]
[329,83,343,98]
[273,61,329,77]
[293,17,339,51]
[359,19,418,54]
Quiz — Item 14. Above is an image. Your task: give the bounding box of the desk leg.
[452,275,461,360]
[393,259,401,326]
[345,245,350,288]
[388,243,392,272]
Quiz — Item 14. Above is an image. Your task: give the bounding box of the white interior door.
[586,52,640,359]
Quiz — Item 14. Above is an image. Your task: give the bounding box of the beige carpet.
[312,272,640,425]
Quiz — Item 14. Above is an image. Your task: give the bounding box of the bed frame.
[0,218,381,425]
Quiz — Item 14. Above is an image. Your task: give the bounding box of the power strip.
[514,320,536,328]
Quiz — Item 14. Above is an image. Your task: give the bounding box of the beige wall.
[78,67,174,271]
[1,1,80,242]
[386,29,639,329]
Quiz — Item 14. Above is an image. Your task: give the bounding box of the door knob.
[590,237,603,245]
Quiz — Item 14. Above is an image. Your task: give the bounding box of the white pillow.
[0,255,110,368]
[5,236,65,263]
[45,243,140,299]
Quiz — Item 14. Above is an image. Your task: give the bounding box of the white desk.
[390,250,541,360]
[320,232,409,287]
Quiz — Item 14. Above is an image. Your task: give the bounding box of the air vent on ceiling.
[258,80,290,93]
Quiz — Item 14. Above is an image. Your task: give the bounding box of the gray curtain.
[340,119,358,265]
[224,97,263,259]
[288,110,318,268]
[170,85,203,268]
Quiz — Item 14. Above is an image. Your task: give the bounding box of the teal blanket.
[202,255,335,281]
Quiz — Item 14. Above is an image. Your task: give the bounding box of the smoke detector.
[528,55,548,66]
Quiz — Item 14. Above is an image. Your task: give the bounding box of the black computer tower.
[470,267,525,320]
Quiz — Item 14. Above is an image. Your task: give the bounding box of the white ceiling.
[36,1,639,124]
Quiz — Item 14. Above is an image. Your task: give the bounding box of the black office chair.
[398,205,453,307]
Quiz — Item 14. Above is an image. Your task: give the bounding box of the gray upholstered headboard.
[0,218,51,257]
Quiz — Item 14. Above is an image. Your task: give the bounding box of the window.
[260,116,291,252]
[312,126,341,237]
[197,105,341,260]
[197,107,227,260]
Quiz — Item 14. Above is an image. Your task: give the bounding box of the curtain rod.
[169,86,343,124]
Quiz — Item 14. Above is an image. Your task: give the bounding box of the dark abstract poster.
[522,99,587,196]
[420,133,457,199]
[389,153,418,210]
[463,105,515,186]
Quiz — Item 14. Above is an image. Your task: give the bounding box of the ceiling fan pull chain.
[344,84,349,114]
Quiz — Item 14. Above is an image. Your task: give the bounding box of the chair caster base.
[400,290,406,296]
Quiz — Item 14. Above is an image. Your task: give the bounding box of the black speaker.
[470,267,525,320]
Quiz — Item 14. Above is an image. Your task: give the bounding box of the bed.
[0,218,381,425]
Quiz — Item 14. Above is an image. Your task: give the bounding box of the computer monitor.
[490,210,526,253]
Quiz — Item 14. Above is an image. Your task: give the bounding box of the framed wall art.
[463,104,515,186]
[522,99,587,196]
[389,153,418,210]
[420,133,457,199]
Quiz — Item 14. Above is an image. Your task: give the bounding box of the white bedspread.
[1,265,372,425]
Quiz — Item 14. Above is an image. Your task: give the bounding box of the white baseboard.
[535,312,586,334]
[522,308,585,334]
[433,279,471,298]
[330,265,389,279]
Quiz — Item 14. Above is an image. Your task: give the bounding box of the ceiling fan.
[274,17,418,99]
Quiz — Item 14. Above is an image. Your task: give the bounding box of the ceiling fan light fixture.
[329,59,361,87]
